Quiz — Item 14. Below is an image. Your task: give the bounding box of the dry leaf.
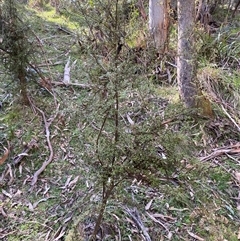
[126,113,135,125]
[0,147,9,165]
[60,175,72,189]
[145,199,153,210]
[68,176,79,188]
[2,189,12,198]
[238,227,240,239]
[146,212,168,231]
[187,230,205,241]
[167,231,173,240]
[153,213,176,221]
[28,202,34,212]
[14,190,22,197]
[169,207,189,212]
[17,153,29,157]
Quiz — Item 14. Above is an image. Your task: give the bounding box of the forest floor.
[0,3,240,241]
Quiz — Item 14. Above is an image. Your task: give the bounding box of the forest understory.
[0,1,240,240]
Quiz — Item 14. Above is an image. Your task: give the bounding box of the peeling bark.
[149,0,170,53]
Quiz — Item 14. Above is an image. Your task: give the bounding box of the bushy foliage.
[0,0,37,104]
[74,1,192,239]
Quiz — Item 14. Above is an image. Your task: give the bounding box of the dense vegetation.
[0,0,240,240]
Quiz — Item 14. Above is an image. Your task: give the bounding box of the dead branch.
[31,104,60,186]
[123,206,151,241]
[200,143,240,162]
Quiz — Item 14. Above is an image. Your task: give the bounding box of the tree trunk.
[149,0,170,53]
[177,0,198,108]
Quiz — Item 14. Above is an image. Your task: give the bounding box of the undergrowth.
[0,1,240,241]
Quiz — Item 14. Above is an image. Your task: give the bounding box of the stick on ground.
[31,104,60,187]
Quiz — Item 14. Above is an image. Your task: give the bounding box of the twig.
[31,104,60,187]
[57,26,75,36]
[123,206,152,241]
[221,104,240,133]
[146,211,169,232]
[226,153,240,164]
[200,143,240,162]
[37,61,64,67]
[51,81,93,89]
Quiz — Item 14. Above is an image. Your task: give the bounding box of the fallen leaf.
[17,153,29,157]
[169,207,189,212]
[60,175,72,189]
[126,113,135,125]
[68,176,79,188]
[2,189,12,198]
[146,212,169,231]
[14,190,22,197]
[153,213,176,221]
[28,202,34,212]
[145,199,153,210]
[167,231,173,240]
[187,230,205,241]
[0,147,9,165]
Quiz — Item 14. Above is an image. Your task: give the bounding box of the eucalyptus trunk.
[149,0,170,53]
[177,0,198,108]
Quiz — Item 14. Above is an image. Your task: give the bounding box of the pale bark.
[149,0,170,53]
[177,0,198,108]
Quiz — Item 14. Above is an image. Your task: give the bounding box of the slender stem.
[90,182,115,241]
[96,107,111,166]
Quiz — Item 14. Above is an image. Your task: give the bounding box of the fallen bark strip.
[200,143,240,162]
[63,57,71,85]
[31,104,60,187]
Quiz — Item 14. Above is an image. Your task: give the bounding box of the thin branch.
[31,104,60,187]
[200,143,240,162]
[96,107,111,166]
